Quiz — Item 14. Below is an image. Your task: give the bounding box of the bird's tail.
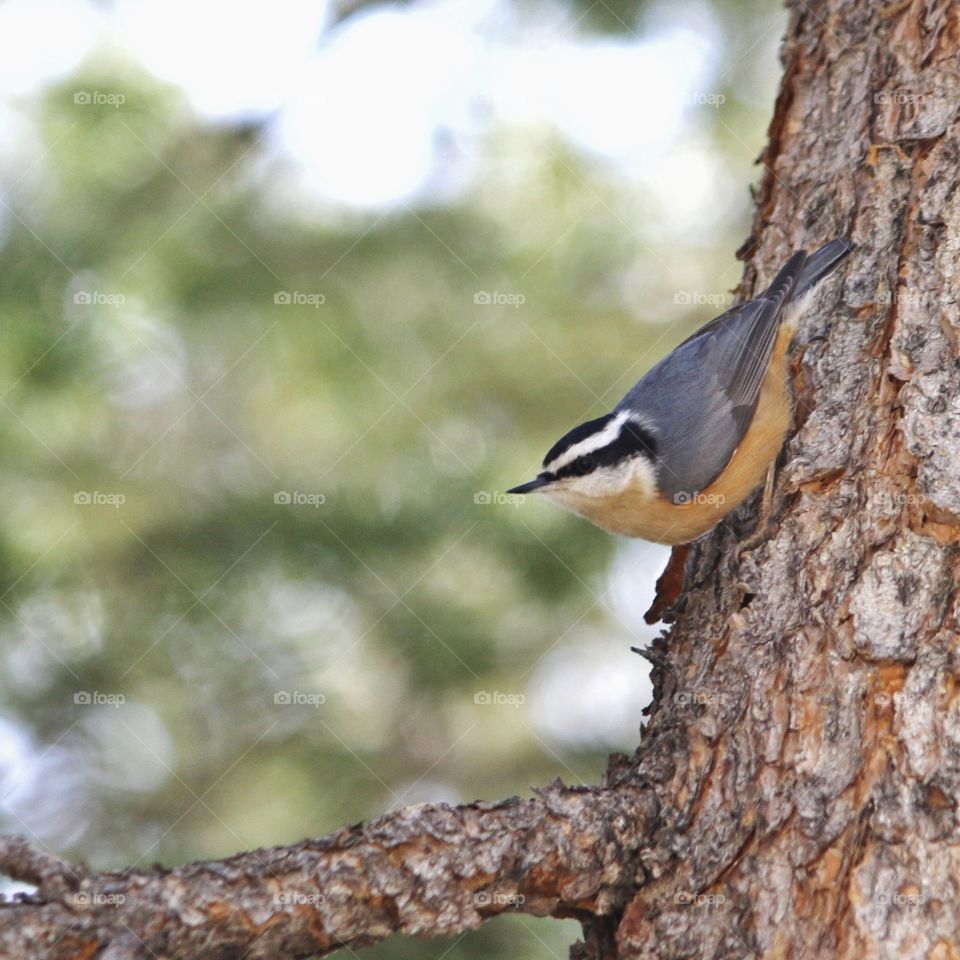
[793,238,853,299]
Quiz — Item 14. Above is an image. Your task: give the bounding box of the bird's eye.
[573,455,594,476]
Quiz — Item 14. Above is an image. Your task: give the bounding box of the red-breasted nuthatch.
[508,239,852,544]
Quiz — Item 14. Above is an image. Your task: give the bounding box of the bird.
[507,238,853,544]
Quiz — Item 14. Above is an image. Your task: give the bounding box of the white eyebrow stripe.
[544,411,630,473]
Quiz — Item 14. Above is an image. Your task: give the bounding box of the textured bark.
[0,788,655,959]
[4,0,960,957]
[610,1,960,956]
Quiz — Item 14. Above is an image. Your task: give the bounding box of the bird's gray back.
[618,295,788,500]
[611,243,848,502]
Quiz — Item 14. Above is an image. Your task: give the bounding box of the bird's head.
[508,412,658,507]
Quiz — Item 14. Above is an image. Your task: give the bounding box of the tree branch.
[0,782,657,959]
[0,834,84,892]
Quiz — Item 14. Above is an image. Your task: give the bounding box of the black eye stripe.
[555,454,595,479]
[549,421,657,480]
[553,454,599,480]
[542,414,614,468]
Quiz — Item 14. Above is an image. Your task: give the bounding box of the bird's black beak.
[507,475,550,495]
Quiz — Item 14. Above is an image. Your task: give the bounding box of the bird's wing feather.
[618,252,806,500]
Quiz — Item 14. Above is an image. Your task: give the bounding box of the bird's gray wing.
[618,252,806,500]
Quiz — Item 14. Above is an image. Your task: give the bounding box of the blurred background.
[0,0,784,955]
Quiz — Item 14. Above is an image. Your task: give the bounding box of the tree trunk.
[4,0,960,957]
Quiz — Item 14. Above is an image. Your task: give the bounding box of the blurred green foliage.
[0,1,782,956]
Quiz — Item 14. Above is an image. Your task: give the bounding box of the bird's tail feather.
[793,238,853,299]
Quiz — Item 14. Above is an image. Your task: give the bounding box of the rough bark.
[0,788,658,959]
[3,0,960,957]
[613,1,960,956]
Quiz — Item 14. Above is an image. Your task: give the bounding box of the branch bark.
[0,784,657,959]
[4,0,960,958]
